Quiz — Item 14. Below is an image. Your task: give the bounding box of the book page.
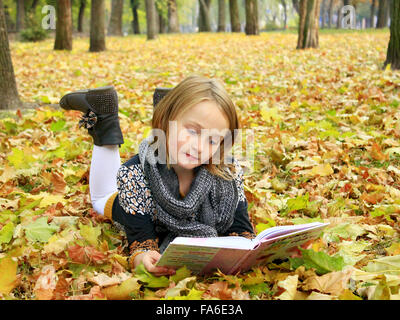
[237,225,327,273]
[171,235,254,250]
[253,222,327,243]
[155,244,249,274]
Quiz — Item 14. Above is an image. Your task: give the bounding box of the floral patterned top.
[107,154,255,269]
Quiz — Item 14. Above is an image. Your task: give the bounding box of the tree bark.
[281,0,287,29]
[377,0,388,28]
[31,0,39,11]
[0,0,20,110]
[108,0,124,36]
[168,0,180,33]
[90,0,106,52]
[229,0,240,32]
[217,0,226,32]
[16,0,25,32]
[78,0,86,33]
[4,4,13,32]
[199,0,212,32]
[145,0,157,39]
[370,0,376,28]
[245,0,259,35]
[130,0,140,34]
[156,4,167,34]
[297,0,321,49]
[384,0,400,69]
[54,0,72,51]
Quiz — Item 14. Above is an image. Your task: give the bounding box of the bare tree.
[54,0,73,51]
[0,0,20,110]
[90,0,106,51]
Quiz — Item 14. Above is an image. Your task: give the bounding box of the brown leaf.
[67,244,107,265]
[67,286,105,300]
[302,268,353,296]
[51,171,67,195]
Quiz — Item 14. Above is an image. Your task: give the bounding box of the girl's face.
[167,100,230,170]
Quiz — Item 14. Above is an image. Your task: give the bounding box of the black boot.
[59,86,124,147]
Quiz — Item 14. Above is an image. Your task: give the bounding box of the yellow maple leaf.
[0,257,18,295]
[307,163,334,177]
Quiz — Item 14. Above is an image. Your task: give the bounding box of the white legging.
[89,145,121,215]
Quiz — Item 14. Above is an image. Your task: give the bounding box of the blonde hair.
[151,75,240,180]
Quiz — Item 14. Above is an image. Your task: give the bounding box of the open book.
[155,222,329,275]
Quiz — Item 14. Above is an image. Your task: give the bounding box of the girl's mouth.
[185,152,198,161]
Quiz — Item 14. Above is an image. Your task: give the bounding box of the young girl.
[59,75,255,276]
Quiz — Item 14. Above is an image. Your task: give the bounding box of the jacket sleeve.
[113,164,160,269]
[221,159,256,239]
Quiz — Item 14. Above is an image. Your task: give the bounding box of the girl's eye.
[187,128,197,135]
[209,138,218,146]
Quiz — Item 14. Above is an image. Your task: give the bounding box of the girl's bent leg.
[89,145,121,215]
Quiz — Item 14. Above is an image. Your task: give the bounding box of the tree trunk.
[297,0,321,49]
[327,0,333,28]
[108,0,124,36]
[229,0,240,32]
[90,0,106,52]
[168,0,180,33]
[217,0,226,32]
[370,0,376,28]
[377,0,388,28]
[78,0,86,33]
[292,0,300,15]
[131,0,140,34]
[384,0,400,69]
[145,0,157,39]
[16,0,25,32]
[54,0,72,51]
[199,0,212,32]
[245,0,259,35]
[156,5,166,34]
[281,0,287,29]
[31,0,39,11]
[4,4,14,32]
[0,0,20,110]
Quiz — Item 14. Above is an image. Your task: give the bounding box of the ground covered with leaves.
[1,31,400,300]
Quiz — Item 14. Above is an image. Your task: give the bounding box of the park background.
[0,0,399,300]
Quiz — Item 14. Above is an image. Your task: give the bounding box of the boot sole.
[59,86,116,113]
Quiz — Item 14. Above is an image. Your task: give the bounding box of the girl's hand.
[133,250,176,277]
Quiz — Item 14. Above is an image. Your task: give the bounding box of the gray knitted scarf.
[138,134,238,253]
